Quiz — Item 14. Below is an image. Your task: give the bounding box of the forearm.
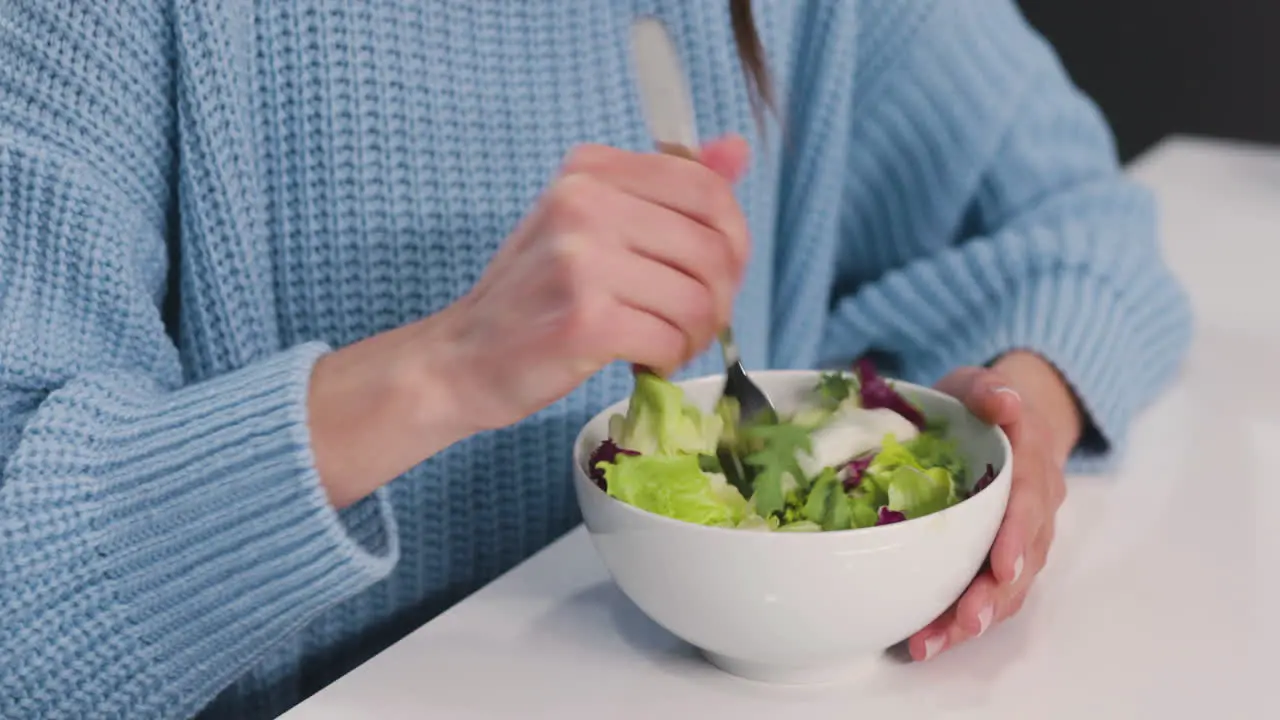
[991,350,1084,466]
[1,345,401,719]
[309,304,476,508]
[824,0,1189,466]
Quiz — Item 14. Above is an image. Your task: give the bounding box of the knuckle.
[706,226,741,284]
[1004,592,1028,619]
[680,225,730,287]
[1036,543,1052,571]
[981,368,1010,388]
[548,173,605,226]
[560,287,603,342]
[703,174,744,232]
[1010,478,1038,509]
[1039,464,1065,508]
[675,161,715,208]
[548,231,593,284]
[1039,520,1056,549]
[681,172,747,267]
[1041,518,1057,548]
[1051,479,1067,508]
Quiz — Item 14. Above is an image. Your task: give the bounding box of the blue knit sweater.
[0,1,1190,718]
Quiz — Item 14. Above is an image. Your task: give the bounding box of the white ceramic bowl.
[572,370,1012,684]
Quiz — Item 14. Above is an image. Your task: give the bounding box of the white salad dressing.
[796,407,920,478]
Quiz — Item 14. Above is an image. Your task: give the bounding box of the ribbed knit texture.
[0,1,1191,718]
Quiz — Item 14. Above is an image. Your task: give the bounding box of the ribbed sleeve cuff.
[944,273,1187,469]
[2,342,399,715]
[111,342,399,696]
[828,270,1191,473]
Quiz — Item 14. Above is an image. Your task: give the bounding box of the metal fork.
[712,328,777,493]
[630,16,777,493]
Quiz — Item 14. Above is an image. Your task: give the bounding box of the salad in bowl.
[585,360,998,532]
[572,364,1012,684]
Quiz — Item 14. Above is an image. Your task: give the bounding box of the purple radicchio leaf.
[971,463,997,496]
[587,439,639,491]
[842,453,875,491]
[853,358,927,431]
[876,506,907,525]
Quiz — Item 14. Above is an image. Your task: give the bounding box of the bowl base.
[701,650,877,685]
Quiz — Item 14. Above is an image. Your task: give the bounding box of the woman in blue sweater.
[0,1,1190,718]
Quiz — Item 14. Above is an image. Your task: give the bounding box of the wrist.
[991,350,1084,464]
[308,305,477,508]
[402,302,483,441]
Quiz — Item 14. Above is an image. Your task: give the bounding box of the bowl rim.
[573,369,1013,540]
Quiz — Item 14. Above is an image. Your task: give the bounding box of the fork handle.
[656,141,699,161]
[718,328,741,368]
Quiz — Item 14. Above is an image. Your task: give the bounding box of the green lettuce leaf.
[884,466,960,519]
[788,373,861,431]
[608,371,723,457]
[603,453,747,526]
[860,434,925,504]
[847,494,880,529]
[802,467,854,531]
[850,472,888,509]
[776,520,822,532]
[861,432,964,520]
[864,434,919,476]
[742,422,813,519]
[900,432,967,487]
[816,371,859,409]
[735,514,781,531]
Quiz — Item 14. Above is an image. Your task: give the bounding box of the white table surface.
[283,136,1280,720]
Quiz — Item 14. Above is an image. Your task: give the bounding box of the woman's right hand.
[308,137,751,507]
[443,136,752,432]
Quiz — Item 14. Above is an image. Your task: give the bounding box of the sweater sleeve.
[0,6,397,719]
[820,0,1193,468]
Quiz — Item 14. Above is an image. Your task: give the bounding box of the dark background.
[1018,0,1278,161]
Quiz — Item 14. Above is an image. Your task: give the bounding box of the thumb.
[936,367,1022,428]
[698,134,750,182]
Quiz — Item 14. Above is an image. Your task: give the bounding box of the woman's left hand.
[906,351,1081,661]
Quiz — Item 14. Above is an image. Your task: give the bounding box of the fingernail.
[923,634,946,661]
[977,604,994,637]
[1012,554,1025,584]
[992,386,1021,402]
